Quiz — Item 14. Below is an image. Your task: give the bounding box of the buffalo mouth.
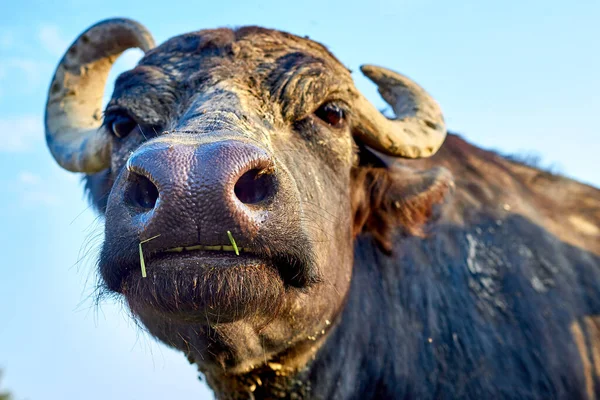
[164,244,251,253]
[105,241,314,324]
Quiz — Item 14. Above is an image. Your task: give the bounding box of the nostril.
[127,173,159,210]
[234,168,275,205]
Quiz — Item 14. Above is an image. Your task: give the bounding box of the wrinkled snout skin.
[91,29,357,374]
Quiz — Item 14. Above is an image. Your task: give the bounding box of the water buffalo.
[45,18,600,399]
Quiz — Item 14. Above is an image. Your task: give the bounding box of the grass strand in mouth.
[139,234,161,278]
[227,231,240,256]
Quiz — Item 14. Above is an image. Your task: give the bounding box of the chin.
[97,234,348,369]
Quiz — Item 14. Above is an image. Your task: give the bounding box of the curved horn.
[353,65,446,158]
[45,18,155,173]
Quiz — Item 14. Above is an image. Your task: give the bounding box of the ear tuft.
[351,164,454,254]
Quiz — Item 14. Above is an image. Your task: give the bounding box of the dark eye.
[108,115,137,138]
[315,102,346,128]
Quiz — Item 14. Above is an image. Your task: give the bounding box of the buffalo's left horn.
[353,65,446,158]
[45,18,155,173]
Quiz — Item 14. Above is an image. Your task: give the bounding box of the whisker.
[138,124,148,140]
[69,191,110,225]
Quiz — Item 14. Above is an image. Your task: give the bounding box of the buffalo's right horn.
[45,18,155,173]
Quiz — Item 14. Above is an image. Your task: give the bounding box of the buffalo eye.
[108,115,137,138]
[315,102,346,128]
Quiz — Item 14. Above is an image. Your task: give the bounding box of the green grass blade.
[140,234,161,244]
[227,231,239,256]
[139,243,147,278]
[139,234,161,278]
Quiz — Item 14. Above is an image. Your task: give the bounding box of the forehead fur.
[143,26,346,69]
[109,26,355,127]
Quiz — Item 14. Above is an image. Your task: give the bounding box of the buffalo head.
[45,18,453,393]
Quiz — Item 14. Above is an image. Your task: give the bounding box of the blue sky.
[1,1,598,399]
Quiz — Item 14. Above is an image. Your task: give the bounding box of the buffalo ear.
[351,164,454,254]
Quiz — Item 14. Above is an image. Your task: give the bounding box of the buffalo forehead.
[142,26,343,69]
[126,27,353,119]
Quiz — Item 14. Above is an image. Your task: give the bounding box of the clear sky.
[1,1,598,399]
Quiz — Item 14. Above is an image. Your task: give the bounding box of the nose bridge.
[175,86,273,149]
[127,132,267,178]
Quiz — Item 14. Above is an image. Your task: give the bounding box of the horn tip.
[359,64,379,79]
[360,64,402,86]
